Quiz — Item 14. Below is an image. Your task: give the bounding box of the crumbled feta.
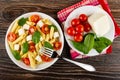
[18,28,25,36]
[14,44,20,50]
[54,32,59,38]
[26,35,32,41]
[35,55,42,62]
[23,24,30,30]
[37,20,44,28]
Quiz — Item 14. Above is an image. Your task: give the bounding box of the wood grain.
[0,0,120,80]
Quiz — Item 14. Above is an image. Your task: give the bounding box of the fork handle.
[63,58,96,72]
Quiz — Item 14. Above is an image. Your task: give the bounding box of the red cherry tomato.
[74,33,83,42]
[75,24,84,33]
[29,26,37,34]
[28,41,36,52]
[41,54,53,62]
[71,18,80,26]
[84,23,91,32]
[29,15,40,23]
[22,58,30,65]
[41,24,50,34]
[67,26,75,36]
[79,14,88,22]
[54,41,62,50]
[7,32,17,42]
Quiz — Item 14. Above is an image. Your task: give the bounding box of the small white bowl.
[5,12,64,71]
[64,6,115,56]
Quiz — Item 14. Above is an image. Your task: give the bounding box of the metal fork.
[39,47,96,72]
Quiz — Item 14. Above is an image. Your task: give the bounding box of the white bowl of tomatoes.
[64,6,115,56]
[5,12,64,71]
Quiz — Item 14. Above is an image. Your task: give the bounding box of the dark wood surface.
[0,0,120,80]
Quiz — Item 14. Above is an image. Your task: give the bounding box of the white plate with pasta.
[5,12,64,71]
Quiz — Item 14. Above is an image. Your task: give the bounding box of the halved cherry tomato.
[41,24,50,34]
[71,18,80,26]
[7,32,17,42]
[28,41,36,52]
[84,23,91,32]
[75,24,84,33]
[74,33,83,42]
[29,15,40,23]
[29,26,37,34]
[41,54,53,62]
[22,58,30,65]
[79,14,88,22]
[67,26,75,36]
[53,41,62,50]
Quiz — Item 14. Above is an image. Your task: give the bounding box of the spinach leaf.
[44,41,53,49]
[32,31,41,44]
[22,41,29,53]
[18,17,28,26]
[12,50,21,60]
[94,37,112,53]
[49,25,58,31]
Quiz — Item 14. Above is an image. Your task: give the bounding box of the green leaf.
[22,41,29,53]
[94,37,112,53]
[49,25,58,31]
[12,50,21,60]
[32,31,41,44]
[18,17,28,26]
[44,41,53,49]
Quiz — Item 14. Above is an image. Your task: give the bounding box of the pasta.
[11,20,18,32]
[50,27,54,39]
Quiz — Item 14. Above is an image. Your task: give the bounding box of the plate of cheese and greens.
[64,6,115,56]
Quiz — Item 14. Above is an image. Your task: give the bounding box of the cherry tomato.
[7,32,17,42]
[41,54,53,62]
[29,15,40,23]
[41,24,50,34]
[75,24,84,33]
[84,23,91,32]
[22,58,30,65]
[29,26,37,34]
[67,26,75,36]
[74,33,83,42]
[54,41,62,50]
[71,18,80,26]
[79,14,88,22]
[28,41,36,52]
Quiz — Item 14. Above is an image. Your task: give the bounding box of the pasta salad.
[7,14,62,68]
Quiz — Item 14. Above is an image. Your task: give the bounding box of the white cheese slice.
[88,13,110,37]
[26,35,32,41]
[14,44,20,50]
[18,28,25,36]
[35,55,42,62]
[23,24,30,30]
[37,20,44,28]
[54,32,59,38]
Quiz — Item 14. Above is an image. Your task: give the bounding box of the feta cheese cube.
[14,44,20,50]
[23,24,30,30]
[37,20,44,28]
[26,35,32,41]
[18,28,25,36]
[35,55,42,62]
[54,32,59,38]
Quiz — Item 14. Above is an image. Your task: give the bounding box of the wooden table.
[0,0,120,80]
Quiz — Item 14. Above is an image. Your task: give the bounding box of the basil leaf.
[32,31,41,44]
[49,25,58,31]
[18,17,28,26]
[94,37,112,53]
[84,33,94,53]
[12,50,21,60]
[44,41,53,49]
[22,41,29,53]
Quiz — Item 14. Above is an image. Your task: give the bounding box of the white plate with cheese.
[64,6,115,56]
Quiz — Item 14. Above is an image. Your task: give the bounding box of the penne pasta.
[50,27,54,40]
[11,20,19,33]
[8,41,14,50]
[35,43,39,53]
[42,18,52,25]
[15,26,21,34]
[26,21,35,26]
[49,38,56,44]
[38,42,42,49]
[45,34,50,41]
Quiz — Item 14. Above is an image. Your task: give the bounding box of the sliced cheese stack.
[88,13,110,37]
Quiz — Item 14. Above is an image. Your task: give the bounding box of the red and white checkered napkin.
[57,0,120,59]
